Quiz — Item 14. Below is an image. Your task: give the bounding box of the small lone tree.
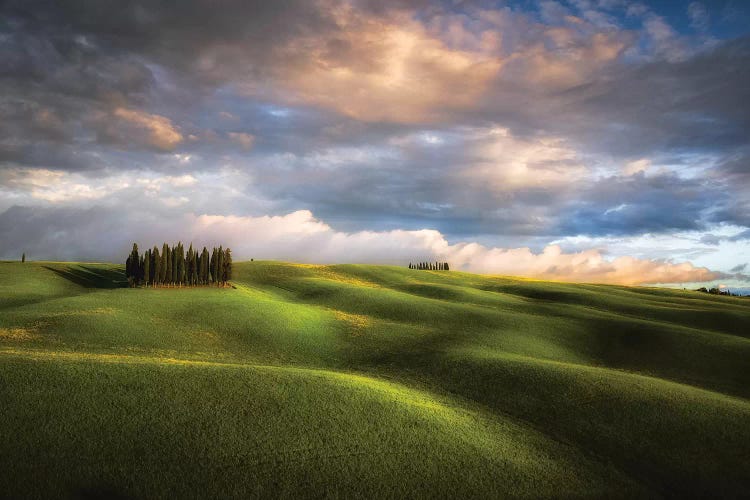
[21,253,25,263]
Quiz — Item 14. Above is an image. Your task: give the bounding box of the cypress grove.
[125,243,233,287]
[408,261,449,271]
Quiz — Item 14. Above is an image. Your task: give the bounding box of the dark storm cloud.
[553,36,750,158]
[558,172,720,236]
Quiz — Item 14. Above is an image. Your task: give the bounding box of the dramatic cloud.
[0,0,748,286]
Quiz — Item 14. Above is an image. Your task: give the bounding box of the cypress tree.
[21,253,25,263]
[181,243,187,285]
[217,246,224,286]
[160,243,168,285]
[191,247,198,285]
[187,244,194,286]
[175,243,183,286]
[125,243,140,286]
[202,247,210,284]
[444,262,449,271]
[143,250,150,286]
[170,245,177,284]
[210,247,217,283]
[166,245,173,286]
[152,247,160,286]
[224,247,232,283]
[198,247,208,285]
[195,251,201,285]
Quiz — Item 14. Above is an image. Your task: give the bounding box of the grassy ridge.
[1,261,748,498]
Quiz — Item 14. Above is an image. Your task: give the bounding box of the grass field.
[1,261,749,498]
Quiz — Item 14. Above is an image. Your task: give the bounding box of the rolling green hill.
[1,261,749,498]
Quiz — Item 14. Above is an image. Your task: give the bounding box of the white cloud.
[622,158,650,176]
[131,209,721,286]
[1,168,130,205]
[136,174,197,194]
[462,127,587,190]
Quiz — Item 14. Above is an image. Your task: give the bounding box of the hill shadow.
[44,265,127,289]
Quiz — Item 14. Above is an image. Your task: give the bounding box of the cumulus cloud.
[461,127,586,190]
[0,168,130,207]
[0,206,723,285]
[264,12,502,123]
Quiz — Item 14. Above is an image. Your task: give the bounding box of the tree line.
[125,243,232,287]
[409,262,449,271]
[695,286,744,297]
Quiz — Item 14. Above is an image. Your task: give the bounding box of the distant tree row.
[409,262,449,271]
[125,243,232,287]
[695,286,738,297]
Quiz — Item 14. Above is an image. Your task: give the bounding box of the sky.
[1,0,749,289]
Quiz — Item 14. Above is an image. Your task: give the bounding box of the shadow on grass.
[72,484,133,500]
[44,265,127,289]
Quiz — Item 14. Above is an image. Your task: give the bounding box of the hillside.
[1,261,749,498]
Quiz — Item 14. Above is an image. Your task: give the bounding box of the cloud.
[559,171,719,236]
[461,126,586,190]
[0,0,748,282]
[0,206,723,285]
[227,132,255,150]
[444,242,719,285]
[104,108,183,151]
[0,168,130,206]
[688,2,709,32]
[264,13,502,123]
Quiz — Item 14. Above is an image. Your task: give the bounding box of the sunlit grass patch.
[0,326,40,341]
[46,307,119,317]
[331,309,372,335]
[315,268,382,288]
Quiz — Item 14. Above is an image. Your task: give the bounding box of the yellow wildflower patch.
[317,269,381,288]
[333,310,372,336]
[47,307,119,318]
[0,327,40,341]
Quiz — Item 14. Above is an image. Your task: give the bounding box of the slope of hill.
[1,261,748,498]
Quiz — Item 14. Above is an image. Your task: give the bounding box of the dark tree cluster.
[125,243,232,287]
[695,286,738,297]
[409,261,449,271]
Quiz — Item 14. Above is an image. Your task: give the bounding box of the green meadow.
[1,261,749,498]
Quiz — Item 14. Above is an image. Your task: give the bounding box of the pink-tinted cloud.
[107,108,183,151]
[178,210,722,285]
